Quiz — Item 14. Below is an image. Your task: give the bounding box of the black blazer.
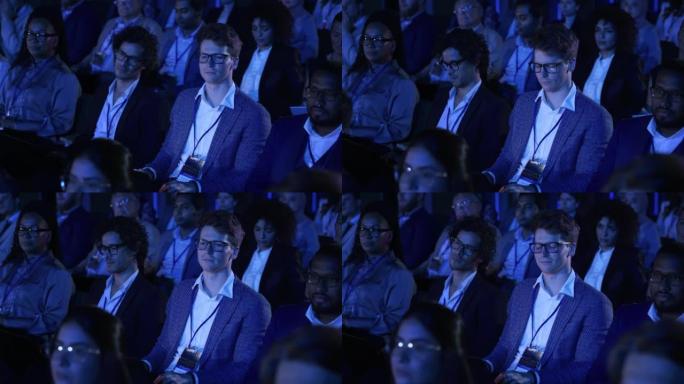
[58,206,97,269]
[426,84,511,173]
[574,51,645,122]
[87,273,166,359]
[75,82,171,168]
[233,243,305,310]
[234,44,303,121]
[575,245,646,309]
[425,273,505,358]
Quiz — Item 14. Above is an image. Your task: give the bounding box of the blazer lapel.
[163,283,197,367]
[539,286,580,367]
[116,273,141,317]
[505,284,536,367]
[198,284,242,367]
[458,87,483,139]
[115,84,142,141]
[203,101,242,171]
[455,274,480,317]
[543,106,583,175]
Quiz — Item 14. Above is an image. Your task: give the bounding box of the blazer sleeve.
[146,91,185,178]
[143,284,183,373]
[44,71,81,136]
[34,268,75,335]
[244,127,279,192]
[377,267,416,336]
[486,98,522,185]
[375,78,419,144]
[588,126,620,191]
[129,285,166,359]
[484,283,523,372]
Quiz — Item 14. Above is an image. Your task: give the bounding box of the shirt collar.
[176,22,203,39]
[449,80,482,105]
[303,117,342,140]
[515,227,533,242]
[196,82,236,110]
[174,227,197,240]
[516,35,532,48]
[535,82,577,112]
[648,303,684,322]
[105,269,139,294]
[595,247,615,260]
[305,304,343,328]
[193,270,235,299]
[108,78,139,103]
[444,270,477,297]
[534,270,576,298]
[646,117,684,140]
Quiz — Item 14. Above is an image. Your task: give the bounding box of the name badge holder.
[176,98,225,183]
[515,285,563,373]
[519,100,565,186]
[174,287,221,373]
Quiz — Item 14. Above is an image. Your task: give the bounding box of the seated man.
[139,23,271,192]
[484,210,613,383]
[591,61,684,190]
[246,63,344,192]
[143,210,271,384]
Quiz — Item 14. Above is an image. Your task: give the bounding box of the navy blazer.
[426,84,511,173]
[146,87,271,192]
[58,206,96,269]
[425,274,505,358]
[144,277,271,384]
[157,229,202,282]
[234,44,303,121]
[485,275,613,383]
[591,115,684,190]
[62,1,108,66]
[399,207,442,270]
[574,51,645,121]
[87,273,166,359]
[246,114,341,192]
[486,90,613,191]
[400,12,437,75]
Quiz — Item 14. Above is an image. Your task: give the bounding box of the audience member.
[281,0,319,63]
[158,0,204,90]
[451,0,504,79]
[619,192,661,268]
[397,192,442,271]
[0,0,33,62]
[398,0,436,76]
[63,139,133,193]
[621,0,662,74]
[61,0,108,67]
[56,192,96,270]
[278,192,320,269]
[214,192,237,213]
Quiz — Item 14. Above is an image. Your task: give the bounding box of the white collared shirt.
[582,54,615,104]
[217,3,235,24]
[584,247,615,291]
[501,36,533,95]
[93,78,139,139]
[240,46,272,102]
[510,84,578,185]
[97,270,139,315]
[158,228,198,283]
[646,117,684,154]
[242,247,273,292]
[171,82,236,179]
[508,271,577,371]
[647,303,684,322]
[302,118,342,167]
[162,25,202,86]
[500,229,534,282]
[438,271,477,312]
[305,304,342,328]
[436,80,482,134]
[167,271,235,373]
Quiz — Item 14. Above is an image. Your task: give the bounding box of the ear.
[568,59,576,72]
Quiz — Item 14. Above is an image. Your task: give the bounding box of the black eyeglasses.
[439,58,466,72]
[449,237,479,255]
[649,271,684,287]
[17,226,50,235]
[197,239,233,252]
[199,53,233,64]
[651,86,684,104]
[51,342,100,363]
[529,241,573,254]
[360,34,394,46]
[25,31,57,41]
[114,49,143,66]
[529,62,565,74]
[304,87,340,103]
[306,272,341,288]
[391,339,442,354]
[98,243,126,255]
[358,226,392,237]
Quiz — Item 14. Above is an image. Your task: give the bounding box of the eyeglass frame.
[110,197,131,209]
[400,164,449,181]
[114,49,144,67]
[529,241,574,254]
[306,271,341,288]
[529,61,567,74]
[360,34,394,46]
[25,31,58,41]
[97,242,127,256]
[17,226,51,236]
[51,342,101,363]
[391,339,442,354]
[358,226,392,238]
[198,53,235,64]
[303,86,340,103]
[650,86,684,104]
[197,238,234,252]
[60,175,112,193]
[649,271,684,287]
[449,237,480,255]
[439,57,467,72]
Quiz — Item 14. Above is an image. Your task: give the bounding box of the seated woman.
[234,4,303,121]
[342,201,415,336]
[233,199,304,310]
[343,11,419,146]
[574,7,645,121]
[574,199,646,309]
[62,138,133,193]
[0,201,74,335]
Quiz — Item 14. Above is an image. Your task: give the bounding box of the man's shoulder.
[233,89,269,117]
[233,278,270,310]
[573,277,612,308]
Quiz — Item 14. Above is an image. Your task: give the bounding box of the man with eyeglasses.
[246,63,345,191]
[139,23,270,193]
[483,210,612,384]
[587,241,684,384]
[484,24,613,192]
[591,61,684,190]
[143,210,270,384]
[426,28,510,175]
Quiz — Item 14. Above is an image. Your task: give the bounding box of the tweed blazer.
[485,275,613,384]
[486,89,613,191]
[146,87,271,192]
[143,277,271,384]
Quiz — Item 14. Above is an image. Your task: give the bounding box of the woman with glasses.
[63,138,133,193]
[0,201,74,335]
[343,10,418,146]
[574,7,645,121]
[342,201,415,336]
[50,306,132,384]
[84,216,165,360]
[234,4,303,121]
[233,200,303,310]
[390,302,473,384]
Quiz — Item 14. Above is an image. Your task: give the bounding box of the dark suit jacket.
[157,229,202,281]
[400,12,436,75]
[591,115,684,190]
[426,84,511,173]
[246,114,341,192]
[574,51,645,121]
[574,246,646,309]
[233,244,305,310]
[425,274,504,358]
[63,0,108,66]
[399,207,442,270]
[58,206,96,269]
[77,82,170,168]
[234,44,303,121]
[86,273,166,359]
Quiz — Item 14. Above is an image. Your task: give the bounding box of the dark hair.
[71,139,133,192]
[249,0,294,45]
[514,0,545,20]
[196,23,237,54]
[13,7,66,68]
[186,0,205,11]
[112,26,159,72]
[651,60,684,85]
[593,200,639,248]
[656,241,684,267]
[439,28,489,80]
[199,210,245,249]
[59,307,132,384]
[405,129,472,192]
[7,199,60,263]
[310,241,342,270]
[449,217,497,265]
[95,216,148,271]
[349,10,405,74]
[308,60,342,89]
[531,209,580,243]
[592,6,637,54]
[174,193,205,211]
[531,24,579,61]
[249,199,296,245]
[603,154,684,192]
